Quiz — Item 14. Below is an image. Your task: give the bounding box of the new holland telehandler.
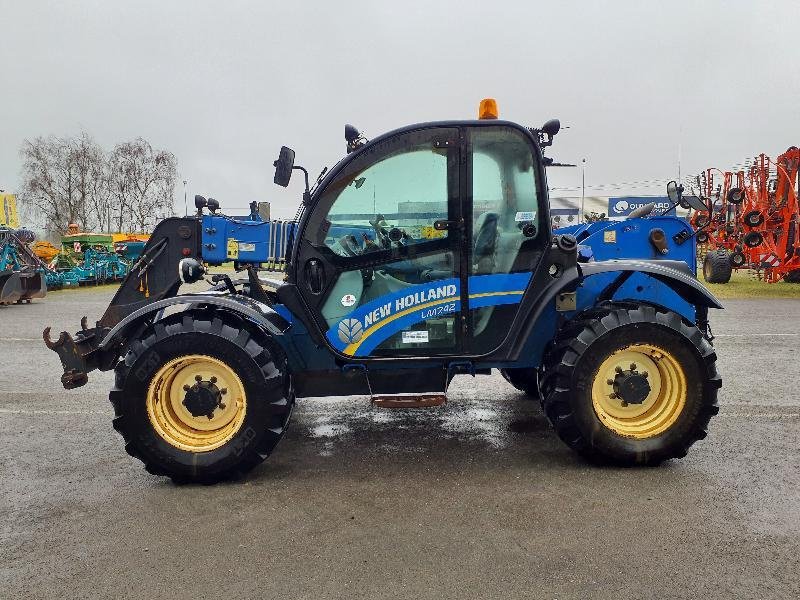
[45,100,722,483]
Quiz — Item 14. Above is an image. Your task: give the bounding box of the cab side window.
[314,140,450,257]
[471,127,539,275]
[469,126,541,351]
[306,128,462,357]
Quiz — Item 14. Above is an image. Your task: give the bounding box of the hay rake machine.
[694,147,800,283]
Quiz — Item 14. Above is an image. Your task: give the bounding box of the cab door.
[294,126,465,361]
[466,125,548,355]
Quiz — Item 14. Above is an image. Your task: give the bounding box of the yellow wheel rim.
[591,344,686,439]
[146,354,247,452]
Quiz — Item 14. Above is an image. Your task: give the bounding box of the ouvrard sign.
[608,196,675,218]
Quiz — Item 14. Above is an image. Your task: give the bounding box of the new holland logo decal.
[324,273,531,358]
[337,318,363,344]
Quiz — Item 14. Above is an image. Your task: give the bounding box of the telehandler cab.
[44,100,722,483]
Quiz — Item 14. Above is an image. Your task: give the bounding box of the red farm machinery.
[693,147,800,284]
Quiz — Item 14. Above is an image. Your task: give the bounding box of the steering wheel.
[369,214,392,248]
[337,234,362,257]
[336,234,376,288]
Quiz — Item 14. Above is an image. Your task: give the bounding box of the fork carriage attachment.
[44,218,201,388]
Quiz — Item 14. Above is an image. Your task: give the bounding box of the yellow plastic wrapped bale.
[32,241,60,263]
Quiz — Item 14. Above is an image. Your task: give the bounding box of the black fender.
[579,259,723,309]
[99,293,291,350]
[44,293,291,390]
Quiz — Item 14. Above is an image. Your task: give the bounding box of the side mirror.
[273,146,296,187]
[682,194,709,212]
[666,180,681,204]
[541,118,561,137]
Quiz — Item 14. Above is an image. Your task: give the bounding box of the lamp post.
[580,158,587,223]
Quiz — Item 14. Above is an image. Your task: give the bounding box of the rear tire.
[540,305,720,466]
[702,250,732,283]
[110,311,293,483]
[500,368,542,402]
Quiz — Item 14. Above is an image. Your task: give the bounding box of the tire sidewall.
[120,329,287,480]
[569,322,706,461]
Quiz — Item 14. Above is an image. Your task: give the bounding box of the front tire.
[540,305,720,466]
[110,311,293,483]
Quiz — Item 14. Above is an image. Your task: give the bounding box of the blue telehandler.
[44,101,722,483]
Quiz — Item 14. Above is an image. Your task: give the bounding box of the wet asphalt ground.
[1,287,799,599]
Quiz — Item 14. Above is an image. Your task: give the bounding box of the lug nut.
[220,388,228,395]
[183,384,190,391]
[218,403,226,410]
[210,376,217,384]
[606,379,614,385]
[642,371,649,378]
[615,366,623,374]
[630,363,637,371]
[195,375,202,382]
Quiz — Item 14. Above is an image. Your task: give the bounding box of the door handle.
[305,259,325,294]
[433,219,463,231]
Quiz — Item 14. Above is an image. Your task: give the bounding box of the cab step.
[370,393,447,408]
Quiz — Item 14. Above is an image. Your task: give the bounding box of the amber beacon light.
[478,98,499,119]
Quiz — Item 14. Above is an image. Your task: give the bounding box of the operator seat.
[471,211,500,336]
[473,211,499,274]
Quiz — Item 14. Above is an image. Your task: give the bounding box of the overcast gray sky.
[2,0,798,218]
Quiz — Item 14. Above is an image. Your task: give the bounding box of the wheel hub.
[182,376,227,419]
[146,355,247,453]
[591,344,687,439]
[610,364,651,406]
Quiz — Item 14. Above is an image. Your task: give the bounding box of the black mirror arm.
[293,165,312,204]
[658,199,682,217]
[677,217,713,245]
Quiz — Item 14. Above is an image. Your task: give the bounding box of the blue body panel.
[201,215,379,266]
[202,215,294,265]
[558,216,696,272]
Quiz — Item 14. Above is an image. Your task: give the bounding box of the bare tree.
[80,136,113,234]
[20,134,93,235]
[108,138,176,232]
[19,133,177,236]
